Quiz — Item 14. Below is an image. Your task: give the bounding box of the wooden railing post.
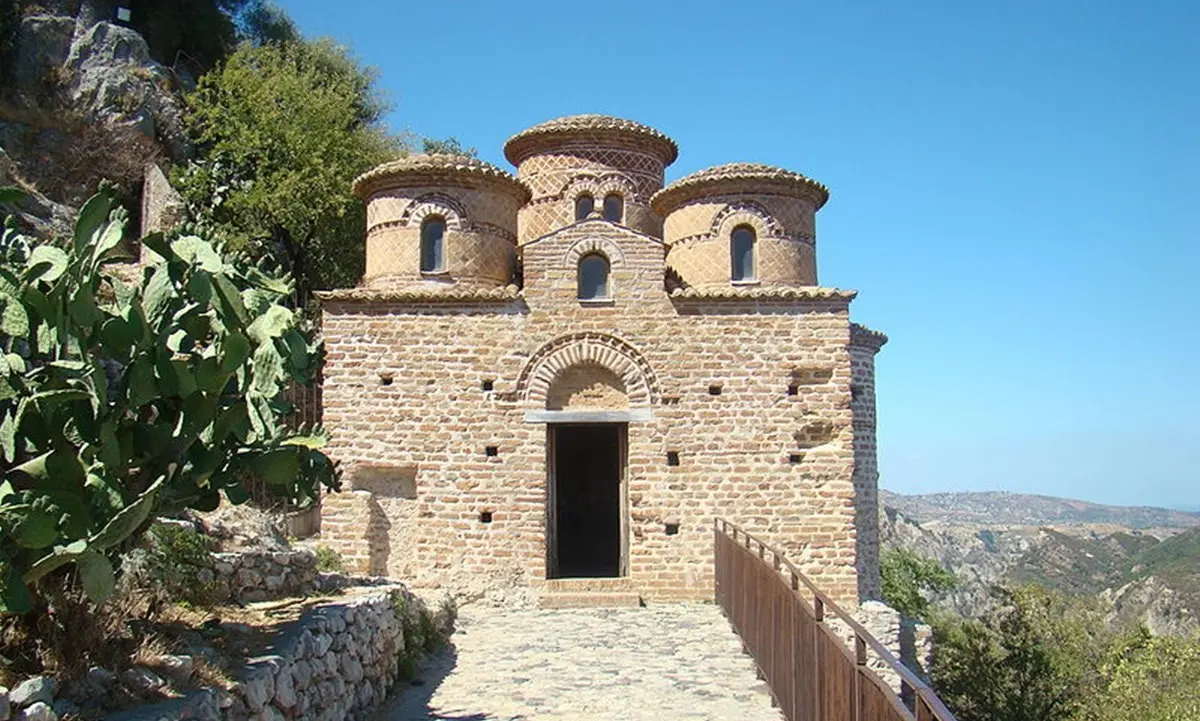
[711,519,959,721]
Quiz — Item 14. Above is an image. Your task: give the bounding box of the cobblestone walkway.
[377,603,783,721]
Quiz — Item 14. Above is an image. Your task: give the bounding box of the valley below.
[880,490,1200,635]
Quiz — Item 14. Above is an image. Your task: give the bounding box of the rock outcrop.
[1,8,190,234]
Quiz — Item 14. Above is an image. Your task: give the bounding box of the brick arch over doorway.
[516,332,659,409]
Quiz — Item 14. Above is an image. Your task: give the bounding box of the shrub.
[313,544,342,573]
[930,585,1113,721]
[880,548,956,620]
[135,523,218,605]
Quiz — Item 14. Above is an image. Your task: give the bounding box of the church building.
[317,115,887,607]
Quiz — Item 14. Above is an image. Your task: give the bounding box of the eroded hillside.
[881,491,1200,635]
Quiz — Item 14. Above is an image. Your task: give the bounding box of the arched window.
[575,194,595,221]
[602,193,624,223]
[731,225,756,281]
[577,253,610,300]
[420,216,446,273]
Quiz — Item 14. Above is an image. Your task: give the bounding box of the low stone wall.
[855,601,903,693]
[207,550,318,604]
[100,586,452,721]
[227,591,408,721]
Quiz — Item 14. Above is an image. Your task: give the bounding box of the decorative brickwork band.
[563,236,627,268]
[561,173,640,205]
[396,193,467,230]
[516,332,659,408]
[710,200,787,240]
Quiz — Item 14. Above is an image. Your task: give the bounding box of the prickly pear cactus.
[0,186,338,611]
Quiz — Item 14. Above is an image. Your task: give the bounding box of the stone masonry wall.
[320,219,863,605]
[850,328,885,600]
[207,549,318,604]
[103,586,449,721]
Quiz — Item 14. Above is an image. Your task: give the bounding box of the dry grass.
[0,570,326,694]
[0,103,163,209]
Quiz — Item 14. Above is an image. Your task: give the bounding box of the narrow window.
[731,225,756,281]
[420,216,446,273]
[578,253,610,300]
[602,194,624,223]
[575,194,595,220]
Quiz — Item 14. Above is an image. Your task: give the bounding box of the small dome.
[504,115,679,166]
[651,162,830,215]
[352,154,530,202]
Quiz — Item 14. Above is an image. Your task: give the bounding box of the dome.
[353,154,527,290]
[352,154,530,202]
[651,163,829,216]
[504,115,679,166]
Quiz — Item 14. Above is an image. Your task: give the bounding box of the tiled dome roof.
[850,323,889,351]
[352,154,530,201]
[504,115,679,165]
[651,162,830,215]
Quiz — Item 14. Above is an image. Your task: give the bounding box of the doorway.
[547,424,626,578]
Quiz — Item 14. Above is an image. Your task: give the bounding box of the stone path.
[377,603,784,721]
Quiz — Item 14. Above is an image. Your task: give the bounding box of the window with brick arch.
[602,193,624,223]
[420,216,446,273]
[575,194,595,221]
[731,225,756,282]
[577,252,610,300]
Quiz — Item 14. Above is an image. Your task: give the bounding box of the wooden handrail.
[713,518,958,721]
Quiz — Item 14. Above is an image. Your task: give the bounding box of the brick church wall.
[320,220,863,604]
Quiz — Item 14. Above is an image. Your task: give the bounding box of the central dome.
[504,114,678,166]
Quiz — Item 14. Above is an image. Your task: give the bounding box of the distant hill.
[880,493,1200,636]
[881,490,1200,530]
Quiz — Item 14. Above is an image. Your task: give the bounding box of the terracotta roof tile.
[504,115,678,165]
[316,285,523,303]
[351,154,530,202]
[668,286,856,301]
[652,162,830,215]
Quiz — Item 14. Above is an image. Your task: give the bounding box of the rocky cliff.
[1,2,188,234]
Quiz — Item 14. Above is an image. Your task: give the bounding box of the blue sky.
[279,0,1199,510]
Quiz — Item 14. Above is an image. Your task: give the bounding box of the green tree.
[238,0,299,46]
[880,547,956,620]
[176,39,402,297]
[422,137,477,157]
[0,186,336,612]
[1086,631,1200,721]
[930,585,1112,721]
[126,0,253,74]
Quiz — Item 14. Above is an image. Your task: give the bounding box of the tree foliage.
[175,39,402,297]
[422,137,477,157]
[125,0,253,74]
[931,584,1125,721]
[0,186,336,613]
[238,0,299,47]
[880,547,956,620]
[1084,630,1200,721]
